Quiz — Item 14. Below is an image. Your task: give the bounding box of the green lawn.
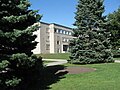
[35,53,120,90]
[37,53,120,61]
[37,53,70,59]
[114,58,120,60]
[49,63,120,90]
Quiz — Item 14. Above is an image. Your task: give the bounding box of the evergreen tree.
[69,0,114,64]
[107,8,120,57]
[0,0,42,89]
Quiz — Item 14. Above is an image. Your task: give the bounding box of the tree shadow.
[40,65,68,89]
[22,65,68,90]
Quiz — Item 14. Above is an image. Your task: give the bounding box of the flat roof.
[40,21,73,30]
[40,21,50,25]
[51,23,72,30]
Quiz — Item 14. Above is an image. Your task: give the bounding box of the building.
[32,22,74,54]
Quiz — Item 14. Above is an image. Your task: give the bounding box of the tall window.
[63,30,66,34]
[46,36,50,42]
[57,41,60,45]
[60,30,62,34]
[69,32,72,35]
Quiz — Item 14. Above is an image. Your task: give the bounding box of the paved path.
[115,60,120,63]
[43,59,68,66]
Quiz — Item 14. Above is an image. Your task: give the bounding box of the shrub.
[0,53,43,89]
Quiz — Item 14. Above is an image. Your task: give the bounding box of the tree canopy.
[107,8,120,50]
[69,0,114,64]
[0,0,43,89]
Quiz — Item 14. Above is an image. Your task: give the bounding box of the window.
[54,28,57,33]
[46,36,50,42]
[55,29,59,33]
[62,38,66,42]
[63,45,68,51]
[60,30,62,34]
[69,32,72,35]
[47,36,50,39]
[63,30,66,34]
[57,41,60,45]
[62,38,69,42]
[67,39,69,42]
[46,44,50,50]
[65,31,68,35]
[54,28,72,35]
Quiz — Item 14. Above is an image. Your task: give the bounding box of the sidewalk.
[43,59,68,66]
[115,60,120,63]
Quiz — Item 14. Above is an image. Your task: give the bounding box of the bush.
[0,53,43,89]
[69,49,114,64]
[112,50,120,58]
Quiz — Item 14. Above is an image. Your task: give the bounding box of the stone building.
[32,22,74,54]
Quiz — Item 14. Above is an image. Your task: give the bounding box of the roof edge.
[40,21,50,25]
[40,21,73,30]
[51,23,73,30]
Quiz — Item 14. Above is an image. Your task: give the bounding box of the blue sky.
[29,0,120,27]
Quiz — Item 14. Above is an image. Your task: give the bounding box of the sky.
[29,0,120,28]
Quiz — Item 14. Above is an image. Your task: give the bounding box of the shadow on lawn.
[26,65,68,90]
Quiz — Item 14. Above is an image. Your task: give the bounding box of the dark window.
[63,45,68,51]
[54,28,57,33]
[57,41,60,45]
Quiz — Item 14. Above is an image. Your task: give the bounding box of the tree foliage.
[107,8,120,57]
[0,0,43,89]
[69,0,114,64]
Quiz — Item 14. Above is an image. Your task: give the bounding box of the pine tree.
[107,8,120,57]
[69,0,114,64]
[0,0,42,89]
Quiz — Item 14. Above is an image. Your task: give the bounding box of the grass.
[37,53,70,59]
[37,53,120,61]
[36,53,120,89]
[49,63,120,90]
[114,57,120,60]
[37,52,119,59]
